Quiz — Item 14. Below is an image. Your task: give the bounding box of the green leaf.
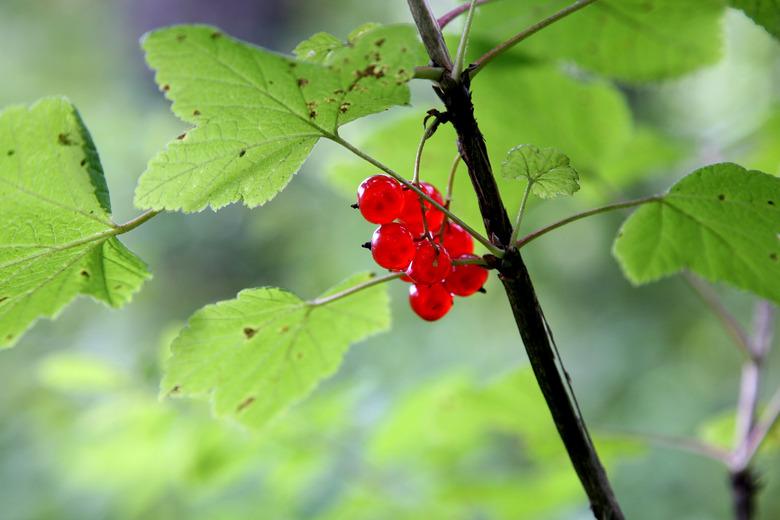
[135,24,426,212]
[613,163,780,303]
[501,144,579,199]
[729,0,780,39]
[162,272,390,429]
[0,97,150,348]
[470,0,725,81]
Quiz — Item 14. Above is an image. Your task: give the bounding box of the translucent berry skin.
[409,283,453,321]
[399,182,445,236]
[405,241,452,285]
[437,222,474,258]
[370,223,416,271]
[357,175,405,224]
[444,254,489,297]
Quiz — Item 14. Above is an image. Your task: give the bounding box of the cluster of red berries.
[355,174,489,321]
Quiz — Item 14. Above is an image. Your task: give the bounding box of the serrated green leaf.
[501,144,579,199]
[0,97,150,348]
[162,272,390,429]
[470,0,725,81]
[613,163,780,303]
[729,0,780,39]
[135,24,426,212]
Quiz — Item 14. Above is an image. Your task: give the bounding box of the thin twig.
[599,428,730,463]
[683,273,752,359]
[470,0,600,78]
[438,0,492,29]
[452,0,479,82]
[113,209,161,234]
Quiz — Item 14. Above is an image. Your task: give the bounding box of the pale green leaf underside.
[501,144,579,199]
[613,163,780,303]
[0,98,150,348]
[136,24,425,212]
[162,273,390,429]
[729,0,780,39]
[471,0,725,81]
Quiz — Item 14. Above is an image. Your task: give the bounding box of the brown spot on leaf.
[162,84,171,92]
[193,109,201,116]
[339,102,351,113]
[176,34,186,42]
[237,396,255,412]
[80,158,87,166]
[400,47,407,53]
[0,296,8,303]
[374,38,386,47]
[243,327,256,338]
[177,133,186,140]
[169,385,181,395]
[58,133,74,146]
[307,101,318,119]
[80,270,90,278]
[280,325,289,333]
[297,78,309,87]
[239,149,246,157]
[718,194,725,201]
[210,31,222,39]
[333,88,345,95]
[5,334,12,341]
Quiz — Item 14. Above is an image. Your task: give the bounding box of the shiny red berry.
[437,222,474,258]
[444,254,489,297]
[356,175,405,224]
[409,283,453,321]
[399,182,445,236]
[405,241,452,284]
[370,223,415,271]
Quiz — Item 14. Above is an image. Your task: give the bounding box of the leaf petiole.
[307,272,401,307]
[515,195,662,249]
[452,0,479,82]
[509,181,534,245]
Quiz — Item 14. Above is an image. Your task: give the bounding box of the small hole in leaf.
[80,270,90,278]
[237,396,255,412]
[238,149,246,157]
[718,194,725,201]
[243,327,256,339]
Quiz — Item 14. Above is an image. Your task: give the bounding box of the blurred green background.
[1,0,779,518]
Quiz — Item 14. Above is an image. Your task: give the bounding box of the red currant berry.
[370,223,415,271]
[409,283,453,321]
[437,222,474,258]
[356,175,405,224]
[444,254,489,297]
[399,182,445,236]
[405,241,452,285]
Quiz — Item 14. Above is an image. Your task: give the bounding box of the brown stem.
[406,1,623,517]
[729,468,758,520]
